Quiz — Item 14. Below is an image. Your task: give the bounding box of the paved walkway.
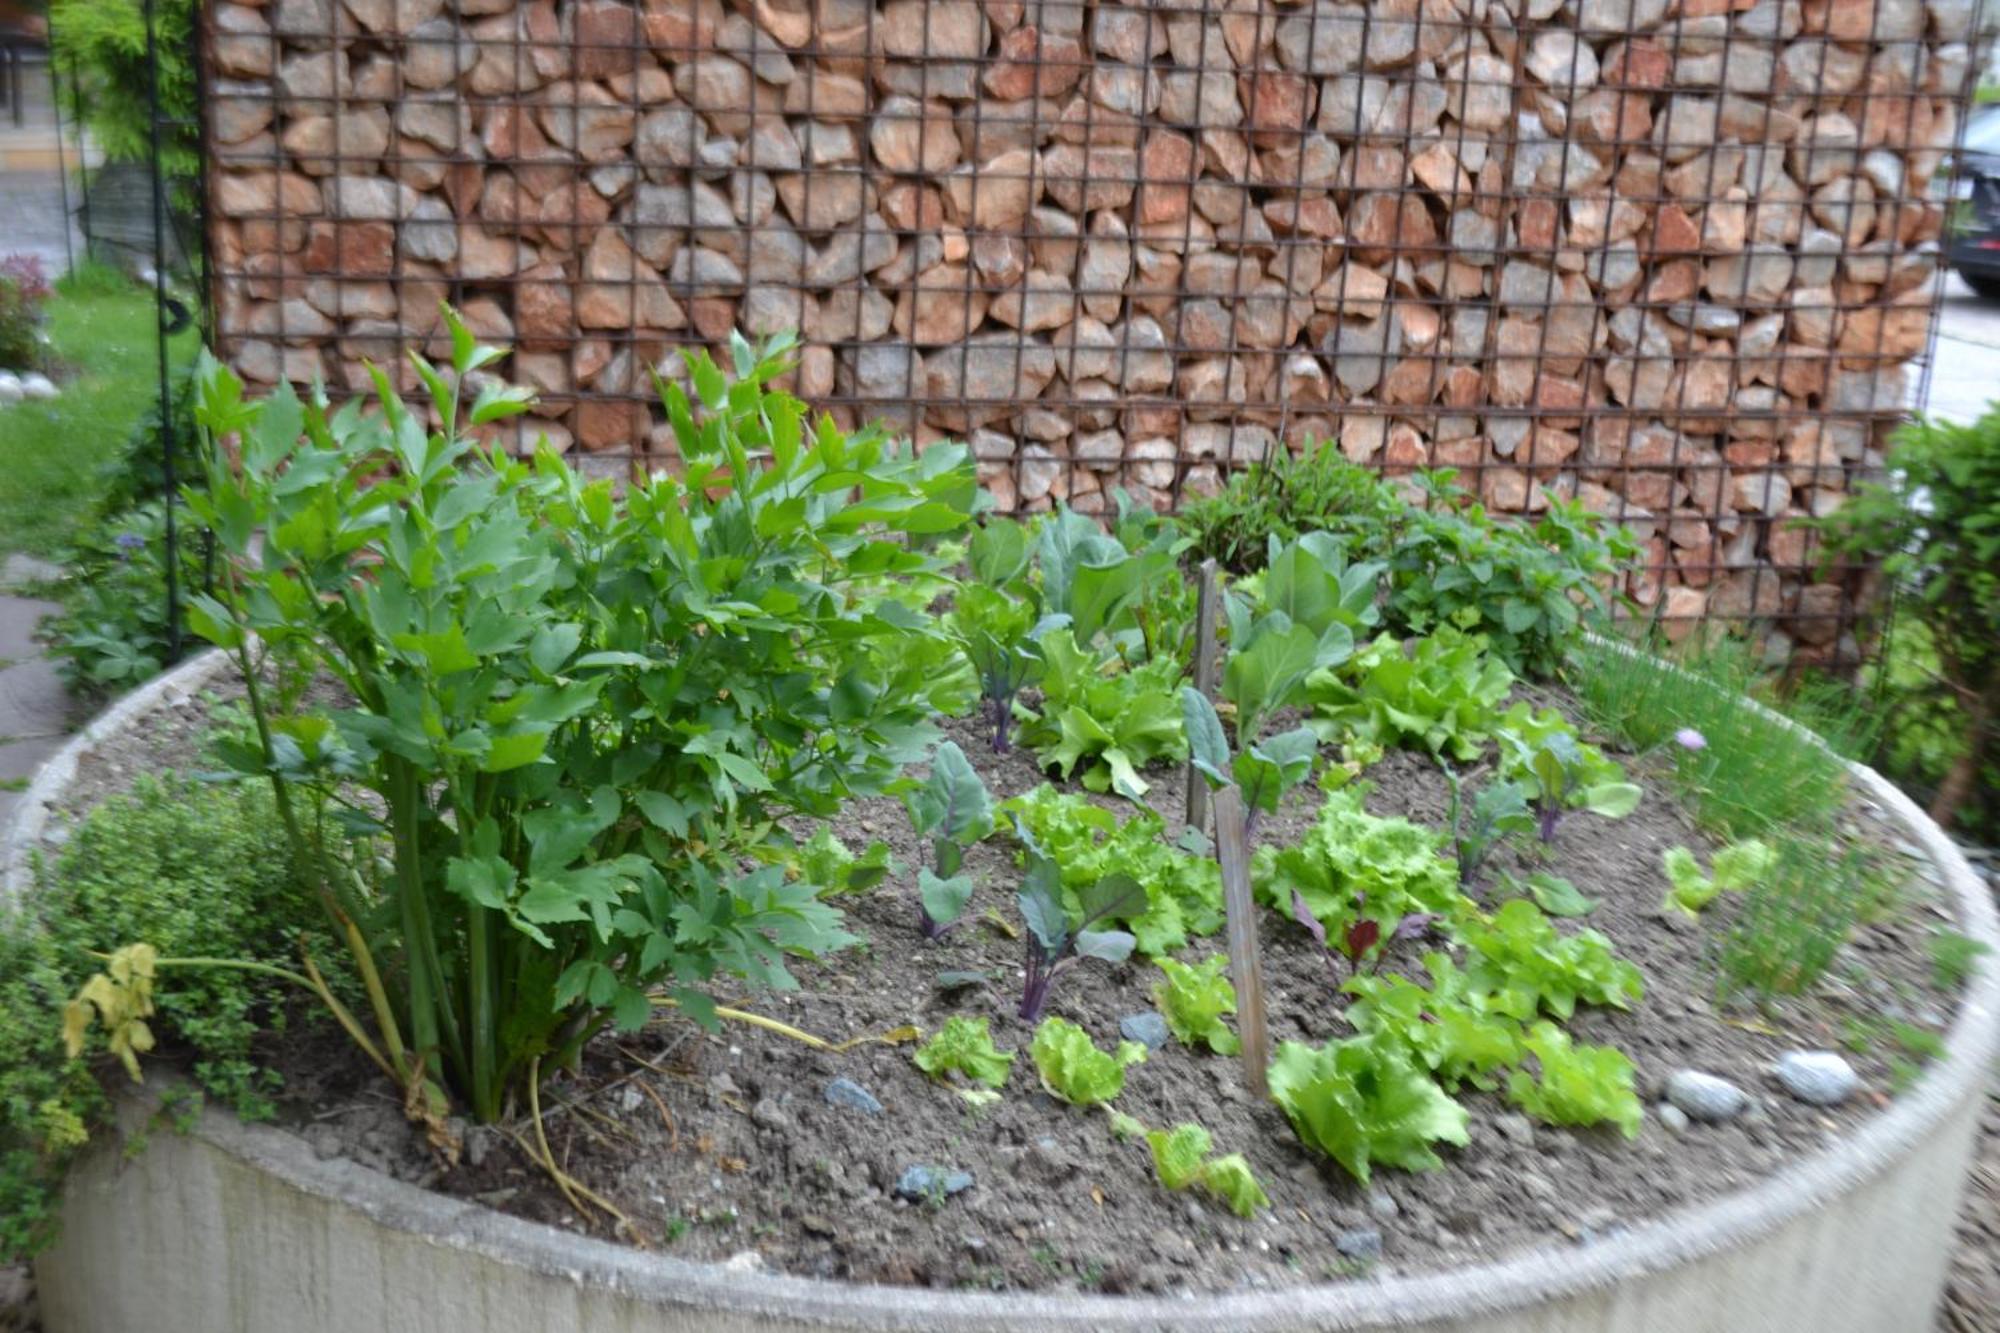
[0,553,69,835]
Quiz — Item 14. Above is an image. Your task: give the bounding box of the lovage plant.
[106,321,979,1126]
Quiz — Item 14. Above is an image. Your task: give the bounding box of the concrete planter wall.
[11,647,2000,1333]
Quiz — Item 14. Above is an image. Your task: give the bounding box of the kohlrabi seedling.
[1495,706,1640,843]
[1182,687,1319,838]
[1016,855,1142,1022]
[1443,766,1535,889]
[903,740,994,938]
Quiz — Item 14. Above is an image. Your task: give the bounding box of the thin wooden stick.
[1211,785,1269,1101]
[1185,558,1221,834]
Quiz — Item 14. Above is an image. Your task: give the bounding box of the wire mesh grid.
[198,0,1983,665]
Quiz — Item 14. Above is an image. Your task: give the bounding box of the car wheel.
[1960,269,2000,300]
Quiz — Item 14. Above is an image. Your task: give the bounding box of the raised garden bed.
[8,342,1997,1333]
[10,644,1997,1333]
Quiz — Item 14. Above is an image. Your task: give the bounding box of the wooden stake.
[1211,784,1269,1101]
[1184,558,1220,835]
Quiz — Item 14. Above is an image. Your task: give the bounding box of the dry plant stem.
[650,995,918,1053]
[523,1054,642,1243]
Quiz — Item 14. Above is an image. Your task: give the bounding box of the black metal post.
[141,0,181,663]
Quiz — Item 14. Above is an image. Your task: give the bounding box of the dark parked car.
[1949,104,2000,298]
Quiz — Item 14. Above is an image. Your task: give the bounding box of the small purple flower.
[1673,727,1707,752]
[113,532,146,561]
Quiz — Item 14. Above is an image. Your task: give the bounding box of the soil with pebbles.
[9,669,1980,1303]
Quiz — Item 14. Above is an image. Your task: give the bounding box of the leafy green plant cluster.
[1255,786,1468,969]
[99,324,976,1125]
[1815,408,2000,836]
[1017,632,1186,800]
[1002,784,1223,956]
[1176,439,1401,574]
[1029,1017,1146,1106]
[44,500,207,696]
[1143,1122,1270,1217]
[1014,857,1141,1023]
[1310,627,1515,760]
[1444,772,1535,890]
[3,776,312,1262]
[51,0,201,186]
[1505,1023,1642,1137]
[913,1016,1015,1090]
[1660,840,1775,920]
[1153,955,1239,1055]
[1459,899,1644,1022]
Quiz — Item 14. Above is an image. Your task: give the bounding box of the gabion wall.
[203,0,1979,662]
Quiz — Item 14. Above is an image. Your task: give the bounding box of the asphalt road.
[1921,270,2000,425]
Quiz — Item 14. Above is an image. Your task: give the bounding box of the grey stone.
[1335,1227,1383,1261]
[1657,1103,1691,1133]
[1119,1012,1171,1051]
[824,1077,883,1115]
[1665,1070,1750,1122]
[894,1165,974,1202]
[1773,1051,1858,1107]
[1366,1190,1400,1221]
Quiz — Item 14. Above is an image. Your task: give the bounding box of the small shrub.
[1177,441,1398,574]
[0,253,52,370]
[2,774,310,1262]
[1816,410,2000,836]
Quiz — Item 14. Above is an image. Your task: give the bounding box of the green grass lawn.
[0,267,197,558]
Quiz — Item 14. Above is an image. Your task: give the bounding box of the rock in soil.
[1665,1070,1750,1122]
[823,1076,884,1115]
[1119,1011,1172,1050]
[1772,1052,1859,1107]
[894,1165,974,1202]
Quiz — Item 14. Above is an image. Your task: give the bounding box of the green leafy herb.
[1142,1123,1271,1217]
[1267,1035,1471,1184]
[1029,1016,1146,1107]
[913,1015,1015,1090]
[1153,955,1240,1055]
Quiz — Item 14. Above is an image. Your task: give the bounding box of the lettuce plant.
[1310,627,1515,760]
[1145,1122,1270,1217]
[1341,957,1523,1093]
[1002,784,1223,955]
[1029,1015,1146,1105]
[1267,1034,1471,1184]
[1494,704,1641,843]
[903,741,995,938]
[1153,955,1240,1055]
[1660,840,1775,920]
[1014,629,1187,800]
[1016,857,1142,1023]
[174,320,971,1123]
[1459,900,1644,1022]
[1256,786,1469,968]
[913,1015,1015,1089]
[1505,1022,1643,1137]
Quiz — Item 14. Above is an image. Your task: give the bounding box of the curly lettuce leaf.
[1146,1122,1212,1190]
[1268,1034,1470,1184]
[1505,1022,1642,1138]
[1014,631,1187,800]
[1309,627,1515,760]
[1029,1016,1146,1107]
[913,1015,1016,1090]
[1153,954,1240,1055]
[1461,899,1643,1021]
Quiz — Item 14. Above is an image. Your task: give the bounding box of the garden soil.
[27,678,1979,1302]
